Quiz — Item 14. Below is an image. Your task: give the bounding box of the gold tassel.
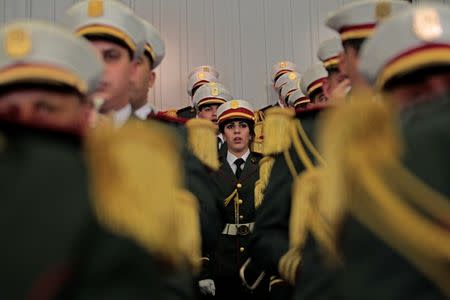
[278,247,302,285]
[262,107,295,156]
[254,156,275,208]
[251,120,264,154]
[85,120,197,269]
[186,118,220,171]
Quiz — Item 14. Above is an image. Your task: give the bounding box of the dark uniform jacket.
[211,151,262,279]
[329,94,450,300]
[0,121,192,300]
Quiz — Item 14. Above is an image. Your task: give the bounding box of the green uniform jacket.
[0,121,192,300]
[330,95,450,300]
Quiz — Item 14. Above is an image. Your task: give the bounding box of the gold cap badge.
[88,0,104,17]
[5,27,31,58]
[280,62,286,68]
[414,8,442,42]
[211,87,219,96]
[375,1,392,22]
[197,72,206,80]
[202,66,210,72]
[230,100,239,109]
[288,72,297,80]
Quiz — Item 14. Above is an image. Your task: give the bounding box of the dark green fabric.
[0,122,193,300]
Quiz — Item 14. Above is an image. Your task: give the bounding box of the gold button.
[239,215,244,220]
[240,247,245,253]
[238,199,243,204]
[237,183,242,188]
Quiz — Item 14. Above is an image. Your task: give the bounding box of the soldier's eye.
[34,101,59,113]
[103,50,121,62]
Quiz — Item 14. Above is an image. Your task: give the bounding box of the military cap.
[217,99,255,125]
[300,64,328,97]
[0,20,103,95]
[317,37,343,71]
[326,0,411,42]
[64,0,146,56]
[359,4,450,90]
[287,89,310,108]
[187,68,218,97]
[280,77,300,103]
[140,18,165,69]
[188,65,219,79]
[271,60,297,82]
[274,71,301,91]
[192,82,232,110]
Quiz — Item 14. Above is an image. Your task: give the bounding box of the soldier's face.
[129,55,156,109]
[223,120,251,154]
[90,40,137,113]
[197,104,220,124]
[0,89,88,131]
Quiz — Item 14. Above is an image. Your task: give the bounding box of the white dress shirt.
[113,103,132,128]
[226,149,250,174]
[217,133,225,150]
[134,102,156,120]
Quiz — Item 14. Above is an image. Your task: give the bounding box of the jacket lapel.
[239,153,259,182]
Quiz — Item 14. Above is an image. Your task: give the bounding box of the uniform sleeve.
[249,150,297,274]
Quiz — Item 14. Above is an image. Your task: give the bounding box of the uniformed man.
[265,60,297,110]
[0,19,195,300]
[287,89,310,110]
[299,63,329,106]
[317,37,349,101]
[177,65,220,119]
[317,4,450,299]
[64,0,147,128]
[326,0,411,96]
[208,100,269,300]
[280,75,301,108]
[130,18,165,120]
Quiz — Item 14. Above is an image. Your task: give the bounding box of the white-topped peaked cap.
[300,64,328,97]
[192,82,233,109]
[274,71,301,91]
[0,20,103,94]
[359,4,450,90]
[326,0,411,42]
[217,99,255,125]
[64,0,146,56]
[317,37,343,70]
[140,18,165,69]
[271,60,297,82]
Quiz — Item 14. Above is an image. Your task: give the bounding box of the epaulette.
[85,120,200,270]
[186,118,219,171]
[319,96,450,296]
[149,111,188,125]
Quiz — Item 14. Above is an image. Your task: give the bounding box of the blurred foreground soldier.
[206,100,268,300]
[317,37,349,101]
[317,4,450,299]
[0,20,196,300]
[178,65,219,119]
[192,82,232,152]
[130,18,165,120]
[326,0,411,96]
[64,0,146,128]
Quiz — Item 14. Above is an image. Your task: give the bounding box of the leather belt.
[222,222,255,236]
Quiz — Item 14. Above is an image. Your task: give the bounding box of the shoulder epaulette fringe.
[262,107,295,156]
[254,156,275,208]
[319,95,450,297]
[186,118,220,171]
[85,120,200,270]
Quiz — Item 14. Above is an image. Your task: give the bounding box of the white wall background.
[0,0,443,110]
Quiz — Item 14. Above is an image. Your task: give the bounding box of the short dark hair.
[342,38,366,56]
[197,102,221,112]
[219,118,255,137]
[143,51,155,70]
[85,34,134,60]
[309,87,324,104]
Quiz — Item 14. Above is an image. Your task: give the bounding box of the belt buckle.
[237,224,250,236]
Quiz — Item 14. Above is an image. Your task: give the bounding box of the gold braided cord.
[262,107,295,156]
[186,118,220,171]
[319,95,450,297]
[295,120,327,166]
[290,120,314,170]
[85,120,200,269]
[283,149,298,178]
[278,247,302,285]
[254,156,275,208]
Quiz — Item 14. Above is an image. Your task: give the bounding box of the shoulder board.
[149,111,188,125]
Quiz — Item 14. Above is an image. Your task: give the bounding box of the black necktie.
[234,158,245,179]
